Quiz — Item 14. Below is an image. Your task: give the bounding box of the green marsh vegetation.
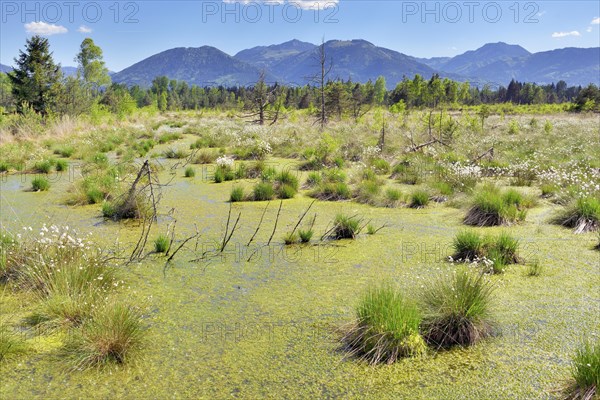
[1,54,599,396]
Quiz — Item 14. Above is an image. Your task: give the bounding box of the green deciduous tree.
[75,38,111,91]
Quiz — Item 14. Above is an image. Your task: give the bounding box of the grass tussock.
[154,234,170,253]
[452,230,520,274]
[551,197,600,234]
[31,177,50,191]
[0,324,27,361]
[330,214,362,239]
[420,269,495,349]
[410,190,430,208]
[341,283,426,364]
[562,338,599,400]
[464,185,530,226]
[63,301,145,370]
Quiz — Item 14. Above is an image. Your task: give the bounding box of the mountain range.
[0,64,79,77]
[3,40,599,89]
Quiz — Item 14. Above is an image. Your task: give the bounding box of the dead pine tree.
[306,38,333,129]
[243,71,284,126]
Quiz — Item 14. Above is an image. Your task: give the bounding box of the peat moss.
[0,157,598,399]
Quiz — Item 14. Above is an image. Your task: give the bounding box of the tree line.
[2,36,599,122]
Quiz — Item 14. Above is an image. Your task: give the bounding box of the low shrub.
[421,269,494,348]
[341,283,426,364]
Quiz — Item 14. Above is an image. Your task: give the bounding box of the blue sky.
[1,1,599,71]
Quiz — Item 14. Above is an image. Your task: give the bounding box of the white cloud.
[551,31,581,38]
[24,21,68,36]
[537,11,546,17]
[587,26,593,33]
[288,0,338,10]
[77,25,92,34]
[591,17,600,24]
[221,0,336,10]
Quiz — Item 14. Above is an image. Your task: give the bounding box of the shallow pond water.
[1,161,599,399]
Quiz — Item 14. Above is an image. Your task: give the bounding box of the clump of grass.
[101,191,150,220]
[392,162,421,185]
[366,224,376,235]
[283,232,298,245]
[452,230,520,273]
[163,147,188,159]
[184,167,195,178]
[278,184,297,199]
[192,149,216,164]
[0,161,9,172]
[31,177,50,191]
[541,183,558,198]
[525,259,543,277]
[452,230,483,261]
[276,170,299,191]
[63,302,145,369]
[370,158,391,174]
[562,338,599,400]
[214,165,235,183]
[33,160,53,174]
[55,146,74,158]
[0,325,27,361]
[384,188,402,207]
[331,214,362,239]
[55,159,68,172]
[298,229,314,243]
[253,182,275,201]
[305,172,322,188]
[464,185,529,226]
[421,269,494,348]
[310,182,351,201]
[354,180,381,205]
[154,234,170,253]
[410,190,430,208]
[157,132,182,144]
[341,283,426,364]
[551,197,600,234]
[230,186,245,202]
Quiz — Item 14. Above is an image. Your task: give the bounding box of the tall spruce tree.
[9,35,62,115]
